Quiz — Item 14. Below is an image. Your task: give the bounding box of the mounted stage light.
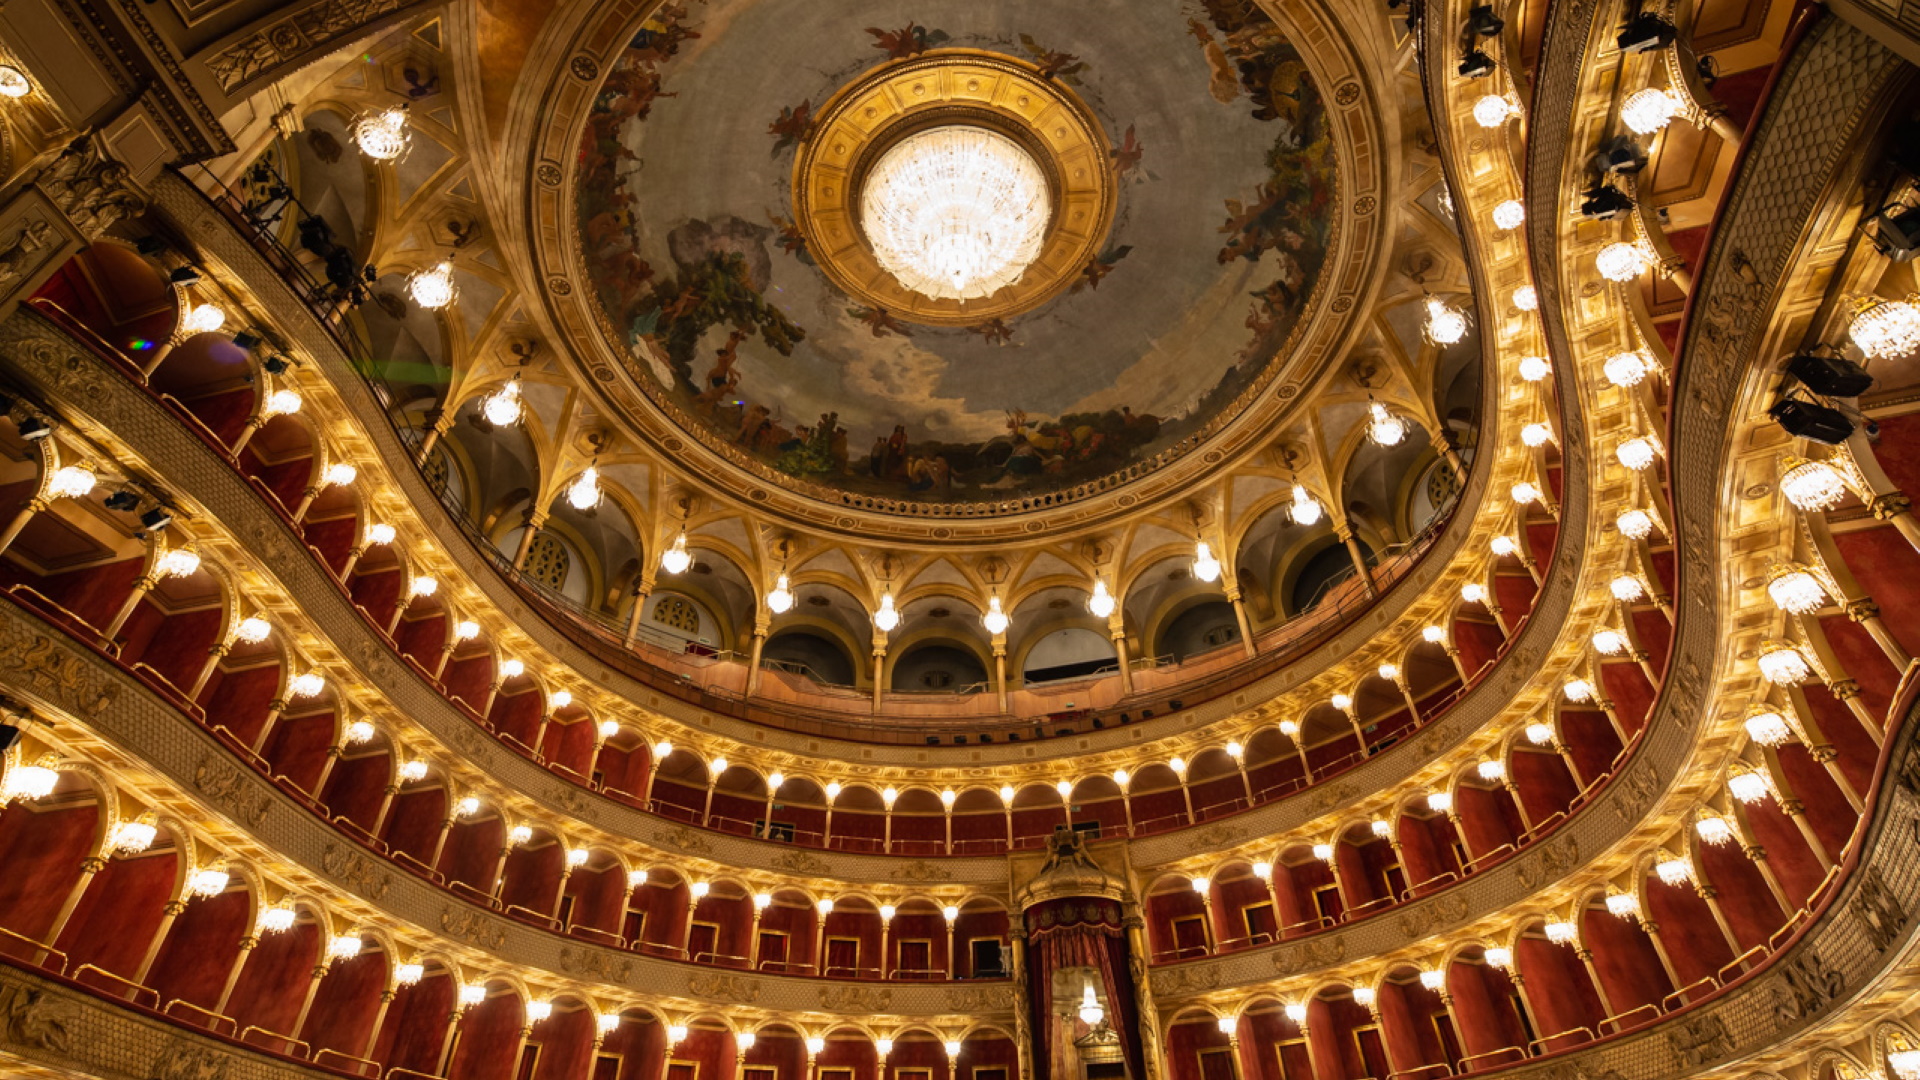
[1769,397,1853,445]
[1786,352,1875,398]
[1466,5,1505,35]
[1617,12,1677,52]
[16,416,49,441]
[103,491,140,512]
[1579,183,1636,220]
[1457,50,1497,78]
[168,266,201,285]
[1590,135,1648,174]
[262,355,291,375]
[231,331,262,350]
[135,236,169,256]
[1873,206,1920,262]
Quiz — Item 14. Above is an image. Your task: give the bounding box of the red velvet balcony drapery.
[1025,898,1144,1080]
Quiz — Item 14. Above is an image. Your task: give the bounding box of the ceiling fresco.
[574,0,1338,505]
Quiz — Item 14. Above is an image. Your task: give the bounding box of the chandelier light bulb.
[1562,678,1595,703]
[1460,582,1488,604]
[565,848,589,869]
[1510,481,1542,505]
[766,573,794,614]
[1367,401,1409,446]
[235,616,272,644]
[816,897,834,915]
[264,389,303,417]
[346,719,377,745]
[1312,842,1334,863]
[1525,722,1555,745]
[1192,540,1222,583]
[482,379,523,427]
[598,720,619,740]
[1654,855,1693,887]
[407,260,457,311]
[527,1001,553,1024]
[1545,920,1579,944]
[1610,574,1646,602]
[565,465,601,511]
[550,689,573,710]
[1331,693,1354,711]
[1615,437,1658,471]
[1253,860,1273,879]
[500,659,525,679]
[1758,640,1812,685]
[879,903,896,923]
[1595,242,1648,282]
[1491,199,1525,230]
[1419,969,1446,991]
[461,983,488,1008]
[943,904,960,923]
[409,575,438,598]
[876,1038,893,1057]
[1521,422,1553,447]
[1213,1015,1234,1035]
[1729,769,1772,803]
[329,934,363,961]
[861,126,1049,300]
[942,787,957,805]
[399,759,428,782]
[184,303,227,334]
[603,1014,625,1036]
[1169,756,1187,774]
[1423,624,1447,643]
[999,784,1017,804]
[1766,564,1827,614]
[1279,719,1300,737]
[509,824,533,845]
[1695,814,1734,846]
[1849,298,1920,360]
[944,1041,962,1060]
[1,765,57,804]
[1284,1002,1308,1024]
[260,904,297,934]
[1190,875,1209,893]
[454,619,481,641]
[1291,483,1323,525]
[1621,88,1680,134]
[1087,578,1115,618]
[396,962,425,986]
[1484,946,1513,969]
[157,547,202,579]
[111,816,158,855]
[1512,285,1538,311]
[661,530,692,573]
[366,523,397,546]
[1616,509,1655,539]
[290,671,326,698]
[825,781,842,801]
[1490,535,1517,557]
[456,795,481,816]
[1370,818,1393,838]
[633,871,654,890]
[0,65,31,98]
[1477,759,1506,782]
[1352,987,1377,1008]
[1427,791,1453,813]
[1378,662,1400,681]
[983,594,1010,634]
[885,785,902,805]
[49,465,97,500]
[322,462,357,488]
[1779,458,1848,512]
[1518,355,1552,382]
[1591,628,1628,655]
[1744,707,1794,747]
[1605,891,1641,919]
[1423,296,1468,345]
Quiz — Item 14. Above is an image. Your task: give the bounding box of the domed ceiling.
[572,0,1339,508]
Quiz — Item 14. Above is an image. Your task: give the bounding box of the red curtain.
[1025,898,1144,1080]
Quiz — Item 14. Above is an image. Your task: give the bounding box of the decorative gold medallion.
[791,49,1117,326]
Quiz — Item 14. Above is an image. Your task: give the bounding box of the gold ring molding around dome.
[791,49,1117,326]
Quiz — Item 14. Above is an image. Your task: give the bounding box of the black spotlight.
[1466,5,1505,35]
[1580,183,1637,220]
[103,491,140,512]
[1457,49,1497,77]
[1770,398,1854,444]
[0,726,22,754]
[262,355,291,375]
[1590,135,1648,174]
[135,236,168,256]
[16,416,50,441]
[140,507,175,532]
[1787,352,1876,397]
[1872,206,1920,262]
[167,266,201,285]
[231,331,262,350]
[1617,12,1676,52]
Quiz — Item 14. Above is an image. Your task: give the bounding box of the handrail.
[1526,1027,1594,1055]
[1659,974,1718,1011]
[240,1024,310,1058]
[72,964,158,1008]
[164,997,238,1037]
[1457,1046,1526,1072]
[1386,1063,1454,1080]
[313,1047,382,1078]
[1596,1002,1661,1036]
[0,925,67,974]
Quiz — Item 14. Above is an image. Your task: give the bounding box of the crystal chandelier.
[1616,509,1654,539]
[1654,854,1693,887]
[1484,947,1513,969]
[323,462,357,487]
[1476,759,1505,781]
[1603,350,1651,387]
[366,523,397,546]
[1367,401,1409,446]
[766,573,794,614]
[157,547,202,579]
[1728,768,1772,804]
[407,260,457,310]
[566,464,602,511]
[1743,706,1794,746]
[1512,285,1538,311]
[982,594,1010,635]
[260,904,296,933]
[1086,579,1115,618]
[1419,969,1446,991]
[1757,640,1812,685]
[1423,297,1468,345]
[1291,484,1323,525]
[1766,564,1827,614]
[1544,921,1578,944]
[346,719,377,744]
[111,815,158,855]
[860,126,1050,300]
[1525,722,1554,745]
[1609,574,1645,601]
[1563,678,1595,702]
[351,106,412,161]
[1595,242,1648,282]
[49,465,97,500]
[1192,540,1222,582]
[660,529,692,574]
[875,590,901,630]
[0,66,30,99]
[290,671,326,698]
[264,389,303,417]
[188,867,230,898]
[1848,297,1920,360]
[1077,983,1105,1027]
[1591,628,1627,654]
[1472,94,1516,127]
[1490,535,1517,557]
[1,764,57,803]
[1491,200,1525,230]
[1510,482,1542,504]
[1779,457,1848,511]
[1694,813,1734,845]
[1427,791,1453,813]
[234,616,272,644]
[1518,356,1552,381]
[1460,582,1488,604]
[1521,422,1552,447]
[184,303,227,335]
[1604,891,1640,919]
[482,379,523,426]
[1615,436,1658,470]
[1620,88,1680,134]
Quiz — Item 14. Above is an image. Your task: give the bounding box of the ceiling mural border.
[517,0,1395,546]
